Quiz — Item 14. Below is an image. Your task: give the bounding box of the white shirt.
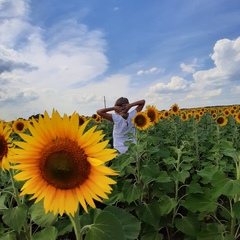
[112,109,137,154]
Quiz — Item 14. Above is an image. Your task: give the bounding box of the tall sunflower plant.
[0,111,141,240]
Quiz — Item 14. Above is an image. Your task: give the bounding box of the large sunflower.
[0,121,13,171]
[10,110,118,216]
[132,112,151,130]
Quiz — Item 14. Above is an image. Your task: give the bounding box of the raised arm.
[97,105,121,122]
[123,99,145,113]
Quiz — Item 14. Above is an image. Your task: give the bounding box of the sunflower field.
[1,104,240,240]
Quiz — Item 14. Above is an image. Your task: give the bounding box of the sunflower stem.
[69,208,82,240]
[9,168,31,240]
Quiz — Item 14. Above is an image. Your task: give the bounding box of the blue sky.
[0,0,240,121]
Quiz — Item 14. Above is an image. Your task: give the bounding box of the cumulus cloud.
[148,76,189,94]
[0,0,109,120]
[145,37,240,110]
[137,67,164,75]
[180,59,199,73]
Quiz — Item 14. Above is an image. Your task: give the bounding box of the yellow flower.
[216,115,228,127]
[145,105,159,124]
[10,110,118,216]
[170,103,180,115]
[235,112,240,124]
[0,121,13,171]
[12,118,28,133]
[132,112,151,130]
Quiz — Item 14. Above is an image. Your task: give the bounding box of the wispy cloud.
[137,67,164,76]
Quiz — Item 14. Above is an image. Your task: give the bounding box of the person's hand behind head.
[121,103,131,113]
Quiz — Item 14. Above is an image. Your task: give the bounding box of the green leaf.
[122,181,143,204]
[197,164,218,184]
[233,201,240,220]
[140,161,161,183]
[0,194,8,210]
[31,226,58,240]
[159,196,177,215]
[54,219,72,236]
[141,226,163,240]
[197,223,225,240]
[186,182,204,194]
[182,156,195,163]
[155,171,172,183]
[171,170,190,183]
[174,214,200,236]
[2,204,28,232]
[182,191,217,213]
[135,200,161,229]
[211,171,240,197]
[104,206,141,240]
[163,157,176,165]
[85,211,126,240]
[0,232,17,240]
[29,200,58,227]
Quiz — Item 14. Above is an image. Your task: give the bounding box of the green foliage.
[2,111,240,239]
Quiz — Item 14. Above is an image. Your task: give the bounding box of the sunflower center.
[16,122,24,131]
[135,115,146,127]
[217,117,224,124]
[40,138,90,190]
[0,135,8,161]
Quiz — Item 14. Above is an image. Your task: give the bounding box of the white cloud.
[148,76,189,94]
[137,67,164,75]
[0,0,109,121]
[180,63,195,73]
[145,36,240,110]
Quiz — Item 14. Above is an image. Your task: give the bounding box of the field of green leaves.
[1,104,240,239]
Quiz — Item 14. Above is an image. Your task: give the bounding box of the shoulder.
[129,109,137,117]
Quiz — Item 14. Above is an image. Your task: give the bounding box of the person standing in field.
[96,97,145,154]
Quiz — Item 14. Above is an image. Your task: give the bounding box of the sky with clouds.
[1,0,240,121]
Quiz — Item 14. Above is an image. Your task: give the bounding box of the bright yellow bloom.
[216,115,228,126]
[170,103,180,115]
[10,110,118,216]
[12,118,28,133]
[145,105,159,124]
[132,112,151,130]
[0,121,13,171]
[235,112,240,124]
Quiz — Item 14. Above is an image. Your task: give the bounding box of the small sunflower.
[79,115,87,126]
[216,115,228,127]
[10,110,118,216]
[224,109,230,117]
[170,103,180,115]
[212,113,217,119]
[235,112,240,124]
[163,110,170,118]
[194,112,201,122]
[12,118,28,133]
[145,105,159,124]
[91,114,102,123]
[132,112,151,130]
[180,112,188,121]
[0,121,13,171]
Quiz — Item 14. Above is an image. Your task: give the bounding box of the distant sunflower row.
[132,103,240,129]
[1,104,239,134]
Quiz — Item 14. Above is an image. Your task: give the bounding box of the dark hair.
[114,97,129,106]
